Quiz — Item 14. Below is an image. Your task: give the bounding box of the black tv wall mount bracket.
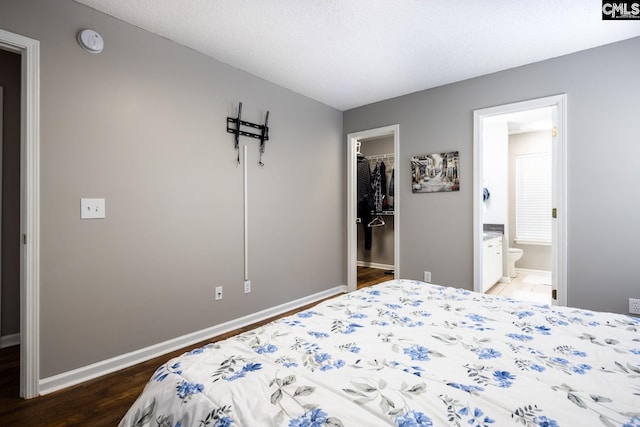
[227,102,270,166]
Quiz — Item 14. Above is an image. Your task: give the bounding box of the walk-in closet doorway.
[347,125,399,292]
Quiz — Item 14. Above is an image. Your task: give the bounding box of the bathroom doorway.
[347,125,399,292]
[473,95,567,306]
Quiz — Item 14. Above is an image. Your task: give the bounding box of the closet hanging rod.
[365,153,394,161]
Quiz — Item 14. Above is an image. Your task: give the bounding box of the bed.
[120,280,640,426]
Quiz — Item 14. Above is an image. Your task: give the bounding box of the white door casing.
[473,95,567,306]
[347,125,400,292]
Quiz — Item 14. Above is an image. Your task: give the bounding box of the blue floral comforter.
[120,280,640,427]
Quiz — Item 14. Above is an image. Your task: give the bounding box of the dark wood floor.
[357,265,394,289]
[0,267,391,426]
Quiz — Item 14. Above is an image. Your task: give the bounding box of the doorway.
[0,85,2,344]
[473,95,567,306]
[347,125,399,292]
[0,28,41,398]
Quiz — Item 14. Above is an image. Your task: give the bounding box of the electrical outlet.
[629,298,640,315]
[244,280,251,294]
[424,271,431,283]
[80,198,106,219]
[215,286,223,301]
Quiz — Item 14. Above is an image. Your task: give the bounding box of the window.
[515,153,551,244]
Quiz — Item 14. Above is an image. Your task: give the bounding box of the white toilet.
[508,248,523,278]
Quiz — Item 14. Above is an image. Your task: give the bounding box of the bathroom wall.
[509,130,552,271]
[482,119,508,228]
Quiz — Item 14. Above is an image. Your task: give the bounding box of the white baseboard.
[39,285,346,395]
[0,333,20,348]
[515,268,551,275]
[356,261,394,270]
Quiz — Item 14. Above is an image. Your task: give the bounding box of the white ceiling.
[483,107,554,135]
[74,0,640,111]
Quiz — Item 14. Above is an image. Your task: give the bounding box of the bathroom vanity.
[482,233,503,292]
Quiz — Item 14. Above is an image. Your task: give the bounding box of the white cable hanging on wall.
[226,103,271,291]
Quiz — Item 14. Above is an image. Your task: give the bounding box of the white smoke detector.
[77,29,104,54]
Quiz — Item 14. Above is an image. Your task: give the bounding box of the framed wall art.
[411,151,459,193]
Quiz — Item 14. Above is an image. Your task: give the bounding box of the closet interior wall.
[357,136,395,269]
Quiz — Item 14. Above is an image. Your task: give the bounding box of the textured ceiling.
[74,0,640,111]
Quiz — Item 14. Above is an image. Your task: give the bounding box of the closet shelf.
[371,210,395,216]
[365,153,394,161]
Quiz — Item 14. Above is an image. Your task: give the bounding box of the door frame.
[347,125,400,292]
[0,86,3,341]
[473,94,567,306]
[0,28,40,398]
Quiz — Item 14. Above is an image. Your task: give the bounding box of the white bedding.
[120,280,640,426]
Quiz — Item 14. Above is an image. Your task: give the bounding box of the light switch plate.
[81,198,105,219]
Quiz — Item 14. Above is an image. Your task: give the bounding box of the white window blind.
[515,153,551,244]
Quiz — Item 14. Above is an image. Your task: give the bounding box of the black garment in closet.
[358,200,372,250]
[357,154,372,205]
[357,154,373,250]
[380,161,387,209]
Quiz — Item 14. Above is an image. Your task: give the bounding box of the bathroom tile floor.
[486,270,552,305]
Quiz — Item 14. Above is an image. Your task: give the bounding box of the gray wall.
[0,0,344,378]
[344,36,640,314]
[0,49,21,338]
